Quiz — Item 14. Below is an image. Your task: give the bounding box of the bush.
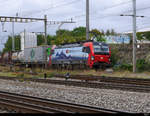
[48,73,55,78]
[110,49,119,67]
[16,73,24,78]
[120,64,133,71]
[113,59,150,72]
[113,63,133,71]
[136,59,150,72]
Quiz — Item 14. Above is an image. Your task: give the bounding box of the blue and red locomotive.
[49,41,111,69]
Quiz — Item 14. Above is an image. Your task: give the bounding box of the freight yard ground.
[0,79,150,113]
[0,65,150,79]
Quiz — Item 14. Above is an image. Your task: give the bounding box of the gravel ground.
[0,108,11,113]
[0,110,10,113]
[0,79,149,113]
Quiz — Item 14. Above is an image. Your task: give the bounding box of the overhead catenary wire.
[120,5,150,15]
[23,0,82,17]
[0,0,13,6]
[1,0,150,42]
[65,0,132,21]
[92,0,132,16]
[65,0,150,31]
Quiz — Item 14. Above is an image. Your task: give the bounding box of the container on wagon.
[24,46,49,64]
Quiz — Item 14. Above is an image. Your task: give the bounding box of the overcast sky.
[0,0,150,50]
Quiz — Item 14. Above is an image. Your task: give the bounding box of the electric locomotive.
[49,40,111,69]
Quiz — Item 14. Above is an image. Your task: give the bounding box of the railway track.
[0,91,130,114]
[0,76,149,92]
[54,74,150,86]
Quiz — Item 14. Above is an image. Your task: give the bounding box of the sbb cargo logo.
[66,50,69,53]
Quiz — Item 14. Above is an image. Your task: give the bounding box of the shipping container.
[12,52,18,62]
[23,46,50,64]
[18,51,24,62]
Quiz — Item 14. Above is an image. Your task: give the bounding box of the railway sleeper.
[0,91,128,114]
[0,98,69,113]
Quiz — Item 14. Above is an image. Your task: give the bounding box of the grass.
[100,71,150,79]
[0,65,149,79]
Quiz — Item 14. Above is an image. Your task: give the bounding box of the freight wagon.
[11,45,51,65]
[23,46,48,64]
[0,52,12,64]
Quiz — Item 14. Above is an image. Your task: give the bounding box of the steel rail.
[0,76,149,92]
[0,91,130,114]
[54,74,150,86]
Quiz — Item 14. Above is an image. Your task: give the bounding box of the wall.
[109,43,150,64]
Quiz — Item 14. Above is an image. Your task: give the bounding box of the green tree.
[136,32,150,41]
[72,27,86,42]
[101,29,105,35]
[90,29,102,36]
[106,29,110,36]
[14,35,21,51]
[110,29,116,35]
[55,27,86,45]
[47,35,57,45]
[55,33,76,45]
[72,27,86,37]
[90,29,106,42]
[56,29,72,36]
[37,34,45,46]
[3,35,21,53]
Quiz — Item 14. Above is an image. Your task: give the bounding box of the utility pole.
[24,29,26,51]
[120,0,144,73]
[44,15,47,69]
[132,0,136,73]
[12,13,18,52]
[86,0,89,40]
[44,15,47,45]
[12,19,15,52]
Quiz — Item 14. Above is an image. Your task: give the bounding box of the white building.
[20,31,37,50]
[104,35,130,44]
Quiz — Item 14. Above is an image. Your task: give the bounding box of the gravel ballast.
[0,79,149,113]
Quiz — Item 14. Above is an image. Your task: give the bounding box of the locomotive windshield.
[94,45,109,55]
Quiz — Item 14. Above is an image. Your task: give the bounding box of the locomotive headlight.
[109,58,111,61]
[101,57,104,60]
[47,57,49,61]
[91,56,95,60]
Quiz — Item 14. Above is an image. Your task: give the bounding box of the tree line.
[3,26,150,53]
[2,27,106,53]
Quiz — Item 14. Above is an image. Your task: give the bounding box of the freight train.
[0,40,111,69]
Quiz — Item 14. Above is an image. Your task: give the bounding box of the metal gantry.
[0,15,47,50]
[47,20,75,30]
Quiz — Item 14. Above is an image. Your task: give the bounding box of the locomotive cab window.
[82,47,91,53]
[82,47,86,52]
[94,45,109,55]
